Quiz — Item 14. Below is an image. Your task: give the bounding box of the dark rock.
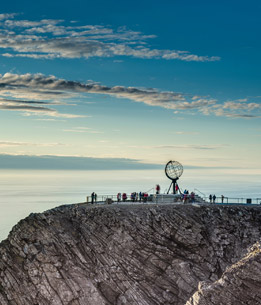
[186,242,261,305]
[0,204,260,304]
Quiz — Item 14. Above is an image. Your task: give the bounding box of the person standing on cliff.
[209,194,212,203]
[122,193,127,202]
[156,184,160,194]
[91,192,95,204]
[213,194,216,204]
[190,191,195,203]
[117,192,121,202]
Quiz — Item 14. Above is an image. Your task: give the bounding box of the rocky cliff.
[0,204,261,305]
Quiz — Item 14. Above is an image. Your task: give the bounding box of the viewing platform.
[83,194,261,206]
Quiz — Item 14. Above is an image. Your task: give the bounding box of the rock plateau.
[0,204,261,304]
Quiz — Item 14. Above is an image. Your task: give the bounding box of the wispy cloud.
[0,72,205,107]
[0,141,63,147]
[0,73,259,119]
[174,131,199,135]
[34,118,65,121]
[223,101,260,111]
[0,14,220,62]
[0,88,85,118]
[21,111,86,119]
[0,102,85,118]
[154,144,228,150]
[63,127,102,133]
[204,101,261,118]
[0,13,17,21]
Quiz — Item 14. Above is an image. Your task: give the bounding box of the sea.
[0,168,260,241]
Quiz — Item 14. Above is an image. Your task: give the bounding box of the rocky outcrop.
[0,204,261,305]
[186,242,261,305]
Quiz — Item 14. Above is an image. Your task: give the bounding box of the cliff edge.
[0,204,261,304]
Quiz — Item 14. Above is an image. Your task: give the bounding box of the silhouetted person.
[139,192,142,202]
[91,192,95,204]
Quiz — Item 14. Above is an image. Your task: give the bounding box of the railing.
[85,194,261,206]
[146,187,155,194]
[86,194,118,204]
[86,194,146,204]
[154,194,183,204]
[194,188,206,197]
[201,196,261,205]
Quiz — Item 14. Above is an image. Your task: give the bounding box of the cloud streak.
[154,144,228,150]
[0,153,162,170]
[0,73,260,119]
[0,72,209,112]
[0,141,63,147]
[0,86,85,118]
[0,15,220,62]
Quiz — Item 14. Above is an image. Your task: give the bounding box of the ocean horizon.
[0,168,260,241]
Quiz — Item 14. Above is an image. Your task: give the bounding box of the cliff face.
[0,204,261,305]
[186,242,261,305]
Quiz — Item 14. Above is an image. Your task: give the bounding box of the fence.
[86,193,154,204]
[201,196,261,205]
[85,194,261,206]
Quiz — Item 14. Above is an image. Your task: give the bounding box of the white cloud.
[22,111,86,118]
[0,72,208,111]
[0,73,259,119]
[0,15,220,62]
[223,101,260,111]
[34,118,62,121]
[236,98,248,102]
[0,13,17,21]
[162,52,219,62]
[63,127,103,133]
[206,101,261,118]
[2,53,59,59]
[0,141,63,147]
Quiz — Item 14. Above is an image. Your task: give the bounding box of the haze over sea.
[0,168,260,241]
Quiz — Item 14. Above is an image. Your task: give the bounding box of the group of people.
[90,188,227,205]
[91,192,97,204]
[209,194,226,203]
[209,194,216,203]
[182,190,195,203]
[117,192,149,203]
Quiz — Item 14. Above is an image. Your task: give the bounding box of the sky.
[0,0,260,173]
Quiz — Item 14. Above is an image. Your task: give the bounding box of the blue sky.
[0,0,260,171]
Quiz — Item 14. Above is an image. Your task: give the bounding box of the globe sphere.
[165,160,183,180]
